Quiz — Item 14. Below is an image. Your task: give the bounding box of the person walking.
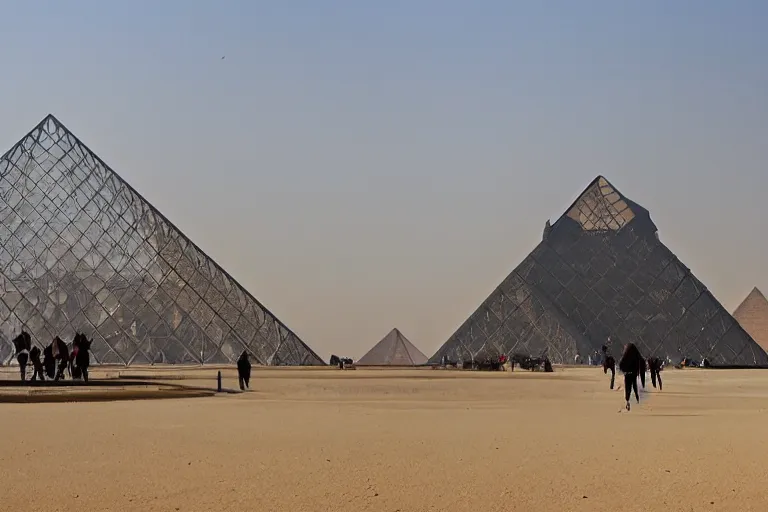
[648,357,663,390]
[237,351,252,391]
[74,334,92,383]
[601,345,616,390]
[30,346,45,381]
[619,343,643,411]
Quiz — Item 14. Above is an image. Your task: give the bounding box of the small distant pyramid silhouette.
[0,114,323,366]
[357,328,428,366]
[430,176,768,366]
[733,287,768,353]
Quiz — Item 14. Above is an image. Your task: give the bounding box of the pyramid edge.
[394,329,429,365]
[733,287,768,318]
[0,113,57,162]
[356,329,400,365]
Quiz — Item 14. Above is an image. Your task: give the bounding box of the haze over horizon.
[1,1,766,360]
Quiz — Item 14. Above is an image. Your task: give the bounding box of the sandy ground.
[2,367,768,512]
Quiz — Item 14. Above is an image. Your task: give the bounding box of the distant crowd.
[11,331,92,383]
[328,353,554,372]
[6,330,693,412]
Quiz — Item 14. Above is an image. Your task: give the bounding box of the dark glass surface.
[431,177,768,366]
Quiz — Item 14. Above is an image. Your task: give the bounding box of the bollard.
[217,370,222,392]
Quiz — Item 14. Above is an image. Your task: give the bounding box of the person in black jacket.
[648,357,663,390]
[30,346,45,381]
[72,333,92,383]
[43,344,56,379]
[619,343,643,411]
[237,351,252,391]
[601,345,616,390]
[52,337,69,381]
[12,331,31,382]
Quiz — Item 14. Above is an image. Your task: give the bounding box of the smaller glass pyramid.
[356,328,428,366]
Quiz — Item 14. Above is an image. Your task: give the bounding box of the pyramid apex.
[22,114,67,139]
[741,287,768,305]
[559,175,638,232]
[38,113,61,126]
[385,327,408,340]
[586,175,613,187]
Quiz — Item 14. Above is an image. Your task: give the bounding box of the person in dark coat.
[648,357,663,390]
[50,337,69,381]
[30,346,45,381]
[72,333,92,383]
[601,345,616,390]
[43,344,56,379]
[12,331,32,382]
[70,342,80,379]
[639,356,647,389]
[237,351,252,390]
[76,343,90,382]
[619,343,643,411]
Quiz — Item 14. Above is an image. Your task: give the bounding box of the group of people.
[12,331,92,383]
[601,343,664,411]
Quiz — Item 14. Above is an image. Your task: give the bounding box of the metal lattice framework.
[430,176,768,366]
[0,114,324,366]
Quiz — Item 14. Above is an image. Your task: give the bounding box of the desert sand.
[2,366,768,512]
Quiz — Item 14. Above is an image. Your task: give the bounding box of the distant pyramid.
[357,328,428,366]
[0,114,323,366]
[733,287,768,353]
[430,176,768,366]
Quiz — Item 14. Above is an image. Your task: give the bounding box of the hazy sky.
[1,1,766,360]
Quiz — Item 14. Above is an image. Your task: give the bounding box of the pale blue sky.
[1,1,766,360]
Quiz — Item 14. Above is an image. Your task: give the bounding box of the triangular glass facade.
[0,115,323,366]
[357,328,428,366]
[430,177,768,366]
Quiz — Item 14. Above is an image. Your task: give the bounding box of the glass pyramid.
[0,115,324,366]
[356,328,428,366]
[733,287,768,354]
[430,176,768,366]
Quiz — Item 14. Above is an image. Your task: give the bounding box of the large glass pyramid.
[430,176,768,366]
[0,114,324,366]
